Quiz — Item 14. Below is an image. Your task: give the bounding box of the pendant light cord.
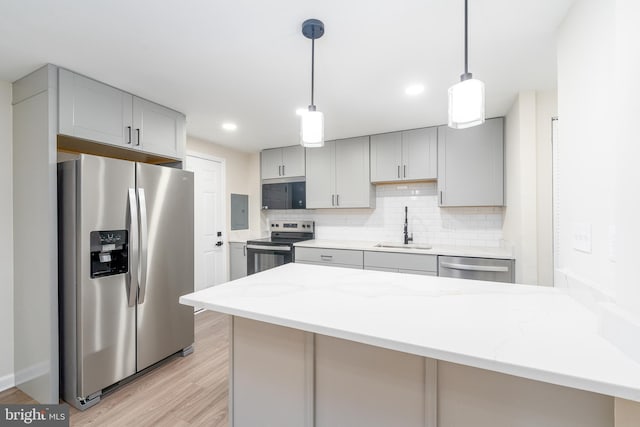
[311,37,315,107]
[464,0,468,75]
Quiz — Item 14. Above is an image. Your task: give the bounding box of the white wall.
[0,81,14,391]
[265,182,504,247]
[503,91,557,285]
[503,92,538,284]
[556,0,617,296]
[536,90,557,286]
[612,0,640,314]
[187,136,261,241]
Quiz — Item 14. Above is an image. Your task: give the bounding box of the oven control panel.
[270,220,315,233]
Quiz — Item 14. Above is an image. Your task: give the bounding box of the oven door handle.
[246,244,292,252]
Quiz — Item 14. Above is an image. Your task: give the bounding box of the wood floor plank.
[0,310,230,427]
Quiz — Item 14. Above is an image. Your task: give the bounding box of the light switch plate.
[572,222,592,253]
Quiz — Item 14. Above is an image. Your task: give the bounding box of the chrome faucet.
[403,206,413,245]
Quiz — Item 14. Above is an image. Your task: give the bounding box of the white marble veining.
[294,239,515,259]
[180,263,640,402]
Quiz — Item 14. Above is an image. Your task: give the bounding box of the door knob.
[216,241,223,247]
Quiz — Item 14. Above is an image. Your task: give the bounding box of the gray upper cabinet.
[370,127,437,182]
[437,117,504,207]
[59,69,133,147]
[133,97,185,159]
[261,145,305,179]
[58,68,185,159]
[306,136,374,209]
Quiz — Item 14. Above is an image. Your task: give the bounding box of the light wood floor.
[0,310,230,426]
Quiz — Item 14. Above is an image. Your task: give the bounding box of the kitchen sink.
[375,242,432,250]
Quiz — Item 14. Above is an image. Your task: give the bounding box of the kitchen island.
[180,263,640,427]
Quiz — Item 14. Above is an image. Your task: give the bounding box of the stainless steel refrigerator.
[58,154,194,410]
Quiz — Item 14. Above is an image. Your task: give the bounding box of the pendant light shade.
[300,19,325,148]
[448,77,485,129]
[448,0,485,129]
[300,109,324,147]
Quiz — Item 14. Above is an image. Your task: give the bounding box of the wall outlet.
[572,222,592,253]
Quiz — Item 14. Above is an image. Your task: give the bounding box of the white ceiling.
[0,0,574,152]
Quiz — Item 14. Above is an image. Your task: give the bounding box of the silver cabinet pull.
[404,165,407,178]
[137,188,148,304]
[439,262,509,273]
[278,165,282,176]
[243,244,246,257]
[282,165,285,176]
[439,191,443,205]
[332,194,335,206]
[397,165,400,178]
[127,126,132,144]
[320,255,333,260]
[127,188,139,307]
[336,194,339,206]
[136,128,141,146]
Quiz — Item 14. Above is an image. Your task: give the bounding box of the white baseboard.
[13,361,49,385]
[0,372,15,392]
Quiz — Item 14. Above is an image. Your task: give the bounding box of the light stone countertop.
[180,263,640,402]
[294,239,515,259]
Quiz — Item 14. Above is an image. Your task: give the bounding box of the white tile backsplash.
[263,182,504,247]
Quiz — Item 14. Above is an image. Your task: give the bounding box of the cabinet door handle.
[336,194,339,206]
[136,128,141,146]
[243,245,246,256]
[440,191,443,205]
[404,165,407,178]
[320,255,333,261]
[332,194,335,206]
[282,165,285,176]
[278,165,282,176]
[397,165,400,178]
[127,126,132,144]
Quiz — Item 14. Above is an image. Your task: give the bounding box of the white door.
[186,155,226,291]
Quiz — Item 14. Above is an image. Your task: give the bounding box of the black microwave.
[262,182,306,210]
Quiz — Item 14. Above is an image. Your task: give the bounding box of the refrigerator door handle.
[137,188,149,304]
[128,188,139,307]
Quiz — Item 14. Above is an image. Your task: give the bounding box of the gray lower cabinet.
[305,136,374,209]
[437,117,504,206]
[364,251,438,276]
[58,68,185,159]
[261,145,305,179]
[295,247,364,269]
[370,127,437,183]
[230,242,247,280]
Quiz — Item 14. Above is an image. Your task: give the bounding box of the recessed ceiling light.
[295,108,306,116]
[222,122,237,131]
[405,84,425,96]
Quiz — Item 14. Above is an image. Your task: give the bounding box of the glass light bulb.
[448,78,485,129]
[300,110,324,147]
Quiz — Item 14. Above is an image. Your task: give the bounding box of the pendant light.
[300,19,325,147]
[448,0,485,129]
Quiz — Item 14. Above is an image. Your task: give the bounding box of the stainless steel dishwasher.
[438,256,515,283]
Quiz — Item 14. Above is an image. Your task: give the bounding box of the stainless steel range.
[246,220,315,275]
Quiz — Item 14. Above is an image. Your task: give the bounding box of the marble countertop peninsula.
[180,263,640,402]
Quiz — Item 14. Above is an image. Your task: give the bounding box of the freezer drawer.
[438,256,515,283]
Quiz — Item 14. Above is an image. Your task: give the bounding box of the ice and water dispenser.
[89,230,129,278]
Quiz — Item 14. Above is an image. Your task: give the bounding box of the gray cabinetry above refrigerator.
[58,68,186,160]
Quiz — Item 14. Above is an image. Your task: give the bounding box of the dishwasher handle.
[439,262,509,273]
